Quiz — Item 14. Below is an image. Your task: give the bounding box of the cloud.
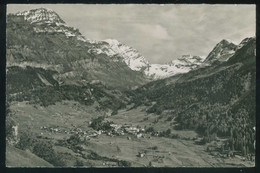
[133,24,172,40]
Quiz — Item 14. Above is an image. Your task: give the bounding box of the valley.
[7,101,254,167]
[5,7,256,167]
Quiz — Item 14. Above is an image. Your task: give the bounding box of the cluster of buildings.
[109,124,145,139]
[39,122,147,140]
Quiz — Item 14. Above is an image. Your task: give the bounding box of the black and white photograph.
[5,4,256,167]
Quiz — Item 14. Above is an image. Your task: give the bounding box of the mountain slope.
[91,39,150,71]
[130,37,256,155]
[7,9,149,90]
[6,145,53,167]
[204,39,238,63]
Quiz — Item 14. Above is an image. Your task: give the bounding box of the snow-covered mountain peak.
[92,39,149,71]
[14,8,93,43]
[16,8,65,24]
[143,54,205,79]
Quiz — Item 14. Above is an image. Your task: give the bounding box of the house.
[137,133,143,138]
[138,152,145,158]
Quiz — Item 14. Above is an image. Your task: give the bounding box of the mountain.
[7,8,149,91]
[7,7,155,118]
[92,38,239,80]
[143,55,206,79]
[8,8,244,89]
[10,8,216,81]
[90,39,208,79]
[204,39,238,63]
[130,37,256,155]
[91,39,150,71]
[142,39,239,80]
[90,38,207,79]
[16,8,65,24]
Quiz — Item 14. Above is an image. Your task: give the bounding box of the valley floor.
[7,101,255,167]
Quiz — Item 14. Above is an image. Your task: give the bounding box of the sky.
[7,4,255,64]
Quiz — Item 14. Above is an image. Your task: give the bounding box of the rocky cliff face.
[204,39,238,63]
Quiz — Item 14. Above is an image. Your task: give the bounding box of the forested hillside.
[130,37,256,156]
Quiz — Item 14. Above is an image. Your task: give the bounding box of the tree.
[15,131,35,150]
[166,129,171,136]
[32,141,55,162]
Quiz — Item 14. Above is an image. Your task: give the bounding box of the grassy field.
[6,145,53,167]
[7,101,254,167]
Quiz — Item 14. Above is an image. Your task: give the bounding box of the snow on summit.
[12,8,234,80]
[16,8,65,24]
[14,8,91,43]
[144,55,205,79]
[94,39,150,71]
[94,38,208,79]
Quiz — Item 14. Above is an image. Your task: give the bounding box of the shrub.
[49,152,66,166]
[118,160,131,167]
[89,116,113,131]
[89,116,105,130]
[159,129,171,137]
[67,134,81,145]
[145,127,155,133]
[142,117,149,121]
[149,146,158,150]
[32,140,66,166]
[171,134,180,139]
[32,141,55,162]
[166,129,171,135]
[15,131,36,150]
[166,116,173,121]
[144,102,152,106]
[75,159,84,166]
[111,110,118,115]
[153,118,159,123]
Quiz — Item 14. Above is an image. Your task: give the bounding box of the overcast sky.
[7,4,255,64]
